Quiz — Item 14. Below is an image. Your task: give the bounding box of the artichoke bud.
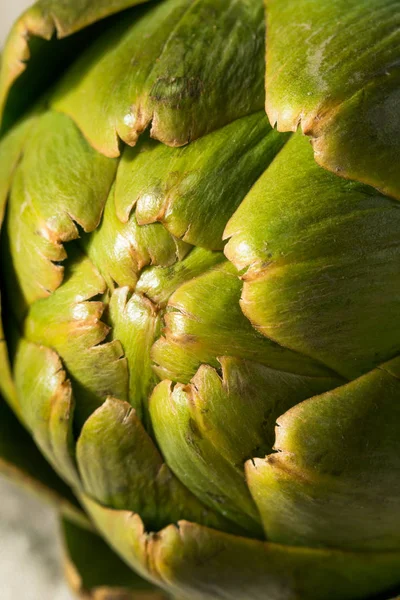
[1,0,400,598]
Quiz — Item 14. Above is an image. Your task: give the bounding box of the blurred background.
[0,0,33,43]
[0,1,75,598]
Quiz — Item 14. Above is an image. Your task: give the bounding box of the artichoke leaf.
[52,0,265,156]
[84,184,190,292]
[0,398,89,530]
[0,116,36,409]
[115,113,288,250]
[76,397,235,535]
[152,261,340,383]
[150,381,263,537]
[108,288,161,423]
[310,71,400,202]
[136,247,225,308]
[265,0,400,199]
[0,0,153,129]
[61,517,167,600]
[0,299,17,412]
[150,356,340,539]
[225,132,400,379]
[24,248,129,425]
[80,495,162,589]
[25,0,154,37]
[83,494,400,600]
[14,338,80,488]
[246,356,400,551]
[0,115,36,226]
[4,111,117,312]
[5,165,65,313]
[151,522,400,600]
[19,111,117,242]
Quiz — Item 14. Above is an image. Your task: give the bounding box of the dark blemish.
[189,417,202,439]
[150,77,204,108]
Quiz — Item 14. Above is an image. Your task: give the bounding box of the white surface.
[0,0,33,45]
[0,3,75,599]
[0,478,74,600]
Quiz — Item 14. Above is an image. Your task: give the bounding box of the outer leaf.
[0,300,16,410]
[152,261,341,383]
[153,524,400,600]
[80,497,163,588]
[14,339,79,488]
[265,0,400,198]
[61,517,166,600]
[0,0,153,128]
[150,357,340,537]
[52,0,266,156]
[0,115,35,224]
[5,111,116,313]
[24,249,129,425]
[115,114,288,249]
[246,356,400,551]
[19,111,117,242]
[25,0,154,36]
[82,496,400,600]
[0,116,35,411]
[4,165,65,315]
[0,398,88,530]
[76,397,237,534]
[225,132,400,379]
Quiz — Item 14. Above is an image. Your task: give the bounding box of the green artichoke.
[1,0,400,598]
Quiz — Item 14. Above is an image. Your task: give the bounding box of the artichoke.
[1,0,400,598]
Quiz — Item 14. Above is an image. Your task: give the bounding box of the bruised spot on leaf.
[150,76,204,107]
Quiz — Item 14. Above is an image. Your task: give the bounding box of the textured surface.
[265,0,400,199]
[0,6,76,599]
[1,0,400,599]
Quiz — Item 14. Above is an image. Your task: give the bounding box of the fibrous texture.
[0,0,400,599]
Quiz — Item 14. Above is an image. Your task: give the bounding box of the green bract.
[0,0,400,599]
